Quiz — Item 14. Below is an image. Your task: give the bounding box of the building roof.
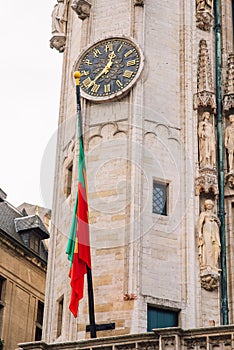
[15,215,49,239]
[0,201,49,262]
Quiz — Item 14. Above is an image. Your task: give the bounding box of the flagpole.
[73,71,97,338]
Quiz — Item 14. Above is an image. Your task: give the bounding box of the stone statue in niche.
[197,199,221,271]
[225,114,234,173]
[198,111,216,168]
[52,0,68,34]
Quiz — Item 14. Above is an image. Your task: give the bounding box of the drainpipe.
[214,0,229,325]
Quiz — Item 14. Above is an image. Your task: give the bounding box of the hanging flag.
[66,71,91,318]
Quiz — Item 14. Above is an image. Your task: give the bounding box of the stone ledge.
[17,326,234,349]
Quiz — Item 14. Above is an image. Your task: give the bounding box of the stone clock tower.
[43,0,234,344]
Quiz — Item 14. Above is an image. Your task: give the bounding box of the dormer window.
[15,214,49,257]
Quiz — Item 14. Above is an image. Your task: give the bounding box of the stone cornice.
[0,230,47,272]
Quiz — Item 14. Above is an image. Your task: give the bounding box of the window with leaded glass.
[152,181,168,216]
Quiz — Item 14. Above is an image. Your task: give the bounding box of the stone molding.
[71,0,91,20]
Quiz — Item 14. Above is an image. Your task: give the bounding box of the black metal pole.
[74,71,97,338]
[87,266,97,338]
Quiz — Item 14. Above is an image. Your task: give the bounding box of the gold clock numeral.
[91,83,100,93]
[83,77,92,88]
[105,42,114,52]
[117,43,123,52]
[104,84,111,93]
[123,70,134,79]
[84,59,92,65]
[124,49,134,58]
[81,70,90,76]
[93,49,102,58]
[127,60,136,67]
[116,80,123,88]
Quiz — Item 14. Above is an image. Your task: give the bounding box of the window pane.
[152,182,167,215]
[57,296,64,338]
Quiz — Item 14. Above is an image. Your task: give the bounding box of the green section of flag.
[66,191,78,265]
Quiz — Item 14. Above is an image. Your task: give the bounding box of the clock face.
[74,37,144,101]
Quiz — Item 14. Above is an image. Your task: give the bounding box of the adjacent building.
[0,190,49,350]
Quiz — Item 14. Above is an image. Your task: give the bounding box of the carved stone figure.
[198,111,216,168]
[225,115,234,172]
[198,199,221,271]
[71,0,91,20]
[196,0,212,12]
[52,0,68,34]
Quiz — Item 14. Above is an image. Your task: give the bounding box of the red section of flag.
[68,180,91,317]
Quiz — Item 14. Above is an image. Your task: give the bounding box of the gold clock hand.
[88,51,116,87]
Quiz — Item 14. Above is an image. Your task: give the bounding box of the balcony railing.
[16,325,234,350]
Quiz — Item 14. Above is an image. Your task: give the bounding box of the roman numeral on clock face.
[104,84,111,93]
[116,80,123,87]
[83,77,92,88]
[91,83,100,93]
[123,70,134,79]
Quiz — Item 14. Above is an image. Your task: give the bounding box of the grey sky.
[0,1,63,208]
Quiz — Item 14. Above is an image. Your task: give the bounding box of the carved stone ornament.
[50,34,66,52]
[196,0,213,31]
[223,53,234,111]
[134,0,144,6]
[225,173,234,189]
[193,40,216,112]
[193,91,216,111]
[196,10,213,31]
[200,269,220,291]
[123,293,137,301]
[71,0,91,20]
[195,169,218,196]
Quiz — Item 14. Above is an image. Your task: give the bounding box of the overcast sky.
[0,1,63,209]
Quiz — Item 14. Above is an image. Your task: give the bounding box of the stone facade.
[40,0,234,346]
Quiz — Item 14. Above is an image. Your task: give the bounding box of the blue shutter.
[147,306,178,331]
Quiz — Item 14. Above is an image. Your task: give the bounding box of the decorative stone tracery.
[193,40,216,112]
[195,169,218,196]
[223,53,234,111]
